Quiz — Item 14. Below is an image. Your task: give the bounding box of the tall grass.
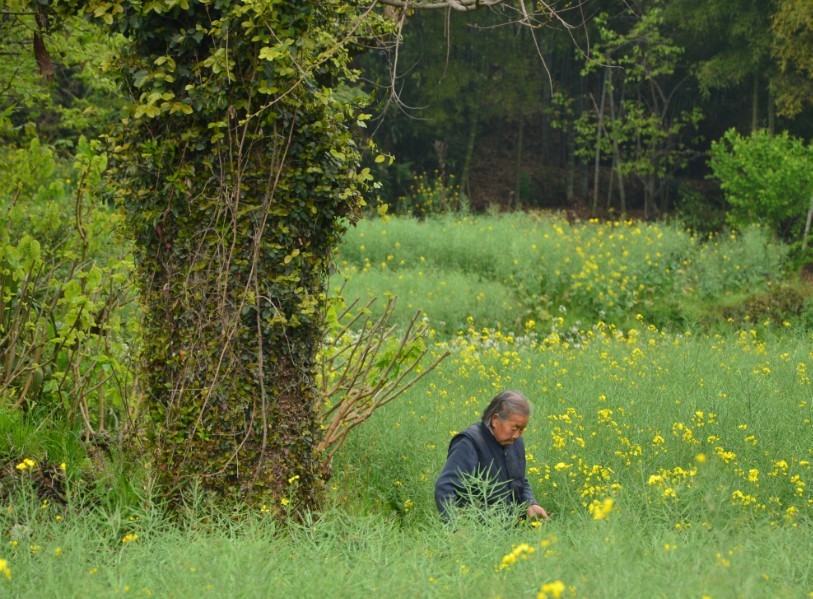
[2,213,812,597]
[3,320,812,596]
[334,213,794,334]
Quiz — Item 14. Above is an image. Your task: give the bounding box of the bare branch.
[378,0,505,11]
[315,297,450,468]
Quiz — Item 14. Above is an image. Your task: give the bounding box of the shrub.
[708,128,813,245]
[0,137,136,440]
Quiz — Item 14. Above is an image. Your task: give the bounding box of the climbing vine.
[84,0,394,509]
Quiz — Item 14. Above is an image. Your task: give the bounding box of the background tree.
[708,128,813,252]
[664,0,777,133]
[772,0,813,118]
[0,1,123,149]
[364,2,579,211]
[575,7,701,218]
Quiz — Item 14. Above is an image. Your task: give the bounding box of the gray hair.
[481,390,531,425]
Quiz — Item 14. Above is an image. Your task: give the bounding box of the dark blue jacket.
[434,421,537,518]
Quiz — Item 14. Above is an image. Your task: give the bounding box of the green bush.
[391,172,469,218]
[708,128,813,245]
[0,137,136,441]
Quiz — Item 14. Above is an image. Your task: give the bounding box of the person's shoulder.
[450,423,482,446]
[455,422,483,440]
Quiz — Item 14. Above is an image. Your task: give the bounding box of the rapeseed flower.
[15,458,36,471]
[589,497,614,520]
[499,543,536,570]
[537,580,566,599]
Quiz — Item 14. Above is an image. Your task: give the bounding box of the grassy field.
[2,214,812,597]
[333,213,800,333]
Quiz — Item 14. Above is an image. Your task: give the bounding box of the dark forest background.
[356,1,813,233]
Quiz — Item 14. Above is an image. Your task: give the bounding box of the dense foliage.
[363,0,813,237]
[2,0,813,518]
[709,129,813,252]
[0,137,135,442]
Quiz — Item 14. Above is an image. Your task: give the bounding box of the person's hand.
[527,503,550,520]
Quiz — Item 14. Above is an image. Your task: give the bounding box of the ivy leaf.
[259,46,283,62]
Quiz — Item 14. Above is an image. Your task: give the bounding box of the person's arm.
[519,448,550,519]
[523,477,549,519]
[434,436,479,520]
[522,476,537,505]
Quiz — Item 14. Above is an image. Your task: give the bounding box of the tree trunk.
[135,131,338,511]
[751,73,759,133]
[515,112,525,208]
[116,3,378,512]
[566,130,575,205]
[802,192,813,254]
[607,72,626,215]
[591,69,609,216]
[461,104,479,201]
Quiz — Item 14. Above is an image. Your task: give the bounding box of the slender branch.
[378,0,505,10]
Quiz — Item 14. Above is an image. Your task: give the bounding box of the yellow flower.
[538,580,566,599]
[588,497,614,520]
[121,533,139,544]
[0,558,10,580]
[499,543,536,570]
[15,458,36,471]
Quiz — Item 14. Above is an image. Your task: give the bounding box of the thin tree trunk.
[607,71,626,215]
[592,69,609,216]
[461,104,479,201]
[802,192,813,253]
[566,130,575,205]
[606,152,615,212]
[751,73,759,133]
[515,112,524,208]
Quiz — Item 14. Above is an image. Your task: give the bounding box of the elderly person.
[435,390,549,521]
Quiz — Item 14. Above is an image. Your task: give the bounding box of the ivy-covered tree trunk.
[103,1,389,509]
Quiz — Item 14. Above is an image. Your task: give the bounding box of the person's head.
[481,390,531,445]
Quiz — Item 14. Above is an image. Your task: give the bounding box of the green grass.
[3,499,812,597]
[333,213,796,334]
[2,213,813,597]
[4,318,811,597]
